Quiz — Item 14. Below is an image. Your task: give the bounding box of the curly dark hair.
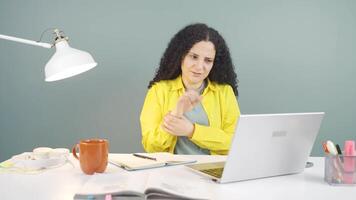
[148,23,238,96]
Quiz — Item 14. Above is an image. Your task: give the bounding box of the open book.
[109,152,196,171]
[74,167,212,200]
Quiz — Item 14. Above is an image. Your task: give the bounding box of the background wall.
[1,0,355,161]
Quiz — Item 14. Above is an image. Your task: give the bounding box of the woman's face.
[181,41,216,88]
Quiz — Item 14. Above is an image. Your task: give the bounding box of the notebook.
[186,112,325,183]
[109,152,196,171]
[74,167,211,200]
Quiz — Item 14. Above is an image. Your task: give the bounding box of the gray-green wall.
[1,0,355,161]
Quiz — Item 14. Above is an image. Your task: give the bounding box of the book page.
[143,152,196,165]
[144,167,213,200]
[75,171,149,197]
[109,154,166,170]
[109,153,196,170]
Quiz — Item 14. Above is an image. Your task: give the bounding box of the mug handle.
[72,144,79,160]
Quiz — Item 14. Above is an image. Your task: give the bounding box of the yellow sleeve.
[140,84,176,153]
[190,85,240,155]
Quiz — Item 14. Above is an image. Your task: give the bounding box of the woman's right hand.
[171,90,202,117]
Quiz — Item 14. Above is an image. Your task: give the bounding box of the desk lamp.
[0,29,97,82]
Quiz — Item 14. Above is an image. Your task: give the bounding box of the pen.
[133,153,157,161]
[335,144,343,162]
[325,140,343,183]
[322,141,329,154]
[343,140,356,184]
[326,140,338,155]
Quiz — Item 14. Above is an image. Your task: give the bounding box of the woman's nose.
[195,59,204,71]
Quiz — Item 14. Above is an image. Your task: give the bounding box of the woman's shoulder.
[149,79,177,92]
[208,81,233,93]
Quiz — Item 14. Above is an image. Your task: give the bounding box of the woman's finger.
[164,113,176,123]
[162,121,174,134]
[164,114,180,127]
[186,91,202,106]
[185,90,200,102]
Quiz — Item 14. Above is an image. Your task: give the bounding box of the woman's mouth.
[191,72,202,77]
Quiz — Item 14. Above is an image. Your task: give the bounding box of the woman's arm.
[140,85,176,153]
[190,85,240,155]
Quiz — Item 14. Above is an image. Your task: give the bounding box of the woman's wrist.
[171,108,178,116]
[171,107,183,117]
[187,123,195,138]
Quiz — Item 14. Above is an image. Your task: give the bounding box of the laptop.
[186,112,325,183]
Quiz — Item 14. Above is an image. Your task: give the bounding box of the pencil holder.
[324,155,356,185]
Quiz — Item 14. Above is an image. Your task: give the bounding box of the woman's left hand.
[161,112,194,137]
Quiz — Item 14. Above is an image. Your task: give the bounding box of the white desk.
[0,155,355,200]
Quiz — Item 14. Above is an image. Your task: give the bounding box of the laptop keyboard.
[200,167,224,178]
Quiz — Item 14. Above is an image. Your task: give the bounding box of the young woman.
[140,23,240,155]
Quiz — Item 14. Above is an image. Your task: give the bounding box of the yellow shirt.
[140,76,240,155]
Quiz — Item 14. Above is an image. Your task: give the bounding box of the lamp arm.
[0,34,52,49]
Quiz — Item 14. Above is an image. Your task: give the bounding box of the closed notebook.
[109,152,196,171]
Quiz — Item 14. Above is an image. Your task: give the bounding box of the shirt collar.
[171,75,217,92]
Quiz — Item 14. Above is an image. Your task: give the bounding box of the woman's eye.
[190,54,198,59]
[205,59,213,63]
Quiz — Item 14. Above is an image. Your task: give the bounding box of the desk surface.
[0,155,355,200]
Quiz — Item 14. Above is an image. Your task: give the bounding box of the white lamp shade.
[45,40,97,82]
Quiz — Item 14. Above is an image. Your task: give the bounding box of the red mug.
[72,139,109,175]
